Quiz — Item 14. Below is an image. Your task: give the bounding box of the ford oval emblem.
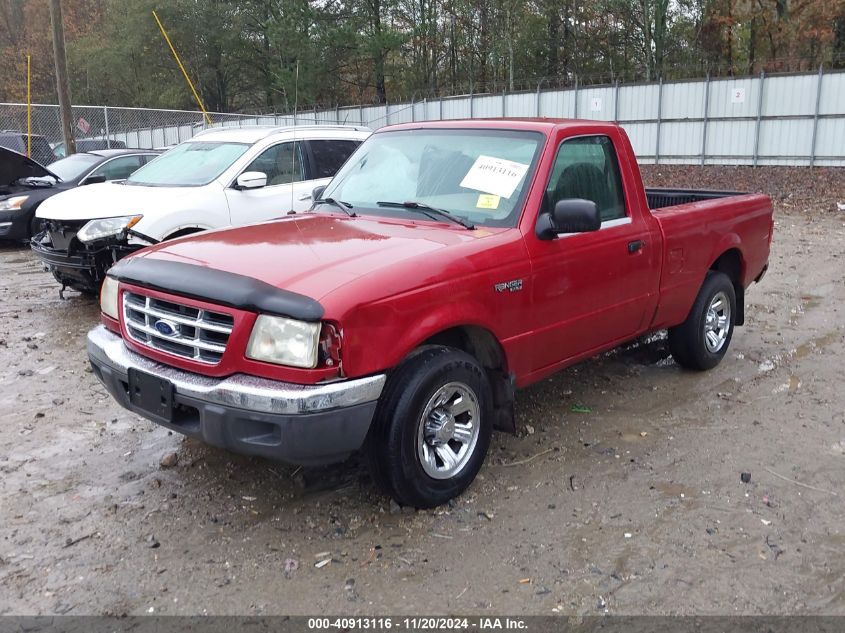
[154,319,179,337]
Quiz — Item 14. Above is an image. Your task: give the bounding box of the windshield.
[126,141,249,186]
[320,129,543,228]
[47,153,100,181]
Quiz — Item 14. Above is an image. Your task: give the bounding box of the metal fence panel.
[764,74,817,116]
[706,120,756,162]
[662,80,706,119]
[819,72,845,115]
[625,122,658,158]
[2,69,842,166]
[579,86,615,121]
[815,118,845,160]
[759,118,814,156]
[660,121,704,157]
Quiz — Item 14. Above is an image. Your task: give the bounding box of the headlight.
[246,315,321,368]
[77,215,142,243]
[100,276,119,320]
[0,195,29,211]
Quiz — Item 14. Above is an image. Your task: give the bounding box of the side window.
[308,140,360,179]
[90,155,144,181]
[545,135,626,222]
[245,142,304,186]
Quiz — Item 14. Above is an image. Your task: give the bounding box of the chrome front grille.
[122,291,234,364]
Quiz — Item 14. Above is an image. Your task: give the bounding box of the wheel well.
[422,326,516,434]
[165,227,203,241]
[710,248,745,325]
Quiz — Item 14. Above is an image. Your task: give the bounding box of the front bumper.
[31,231,138,292]
[87,325,386,465]
[0,212,28,240]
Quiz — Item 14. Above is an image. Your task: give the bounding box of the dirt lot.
[1,166,844,616]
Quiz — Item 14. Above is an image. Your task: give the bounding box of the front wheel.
[669,271,736,370]
[365,346,493,508]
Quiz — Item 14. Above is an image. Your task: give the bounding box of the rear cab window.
[544,135,627,223]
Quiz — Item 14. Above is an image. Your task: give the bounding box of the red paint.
[109,119,773,387]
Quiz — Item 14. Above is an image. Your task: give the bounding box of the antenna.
[290,60,299,214]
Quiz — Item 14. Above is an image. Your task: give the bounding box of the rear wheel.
[669,271,736,370]
[365,346,492,508]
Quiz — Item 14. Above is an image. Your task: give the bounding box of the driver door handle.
[628,239,644,254]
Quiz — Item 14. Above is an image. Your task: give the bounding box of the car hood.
[0,146,59,189]
[131,213,504,302]
[35,181,206,220]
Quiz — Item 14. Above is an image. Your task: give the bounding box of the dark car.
[0,147,160,241]
[53,139,129,159]
[0,131,57,166]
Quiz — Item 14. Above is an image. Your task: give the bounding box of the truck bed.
[647,190,773,332]
[646,187,747,210]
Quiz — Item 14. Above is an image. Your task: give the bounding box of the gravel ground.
[1,166,843,616]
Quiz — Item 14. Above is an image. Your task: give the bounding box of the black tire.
[668,271,736,371]
[365,346,493,508]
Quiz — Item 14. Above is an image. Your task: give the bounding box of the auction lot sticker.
[460,155,529,199]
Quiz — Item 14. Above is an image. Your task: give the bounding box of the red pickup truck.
[87,119,772,507]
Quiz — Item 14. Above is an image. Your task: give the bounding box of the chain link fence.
[0,104,344,159]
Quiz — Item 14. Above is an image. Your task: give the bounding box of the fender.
[708,232,745,280]
[379,300,511,374]
[373,303,517,434]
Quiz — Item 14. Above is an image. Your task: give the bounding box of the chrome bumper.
[86,325,386,415]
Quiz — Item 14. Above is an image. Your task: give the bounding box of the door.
[527,134,659,373]
[224,141,314,225]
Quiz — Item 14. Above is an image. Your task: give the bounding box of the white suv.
[32,125,370,293]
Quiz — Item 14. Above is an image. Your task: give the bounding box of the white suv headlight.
[77,215,142,243]
[100,276,119,320]
[246,315,321,368]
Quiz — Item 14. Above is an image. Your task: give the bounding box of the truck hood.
[35,181,204,220]
[131,213,501,301]
[0,146,59,189]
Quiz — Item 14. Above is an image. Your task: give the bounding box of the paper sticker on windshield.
[460,155,529,199]
[476,194,500,209]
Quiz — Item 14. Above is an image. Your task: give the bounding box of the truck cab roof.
[380,117,614,134]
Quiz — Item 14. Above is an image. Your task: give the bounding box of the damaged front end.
[30,219,150,295]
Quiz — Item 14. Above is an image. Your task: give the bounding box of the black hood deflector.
[108,257,325,322]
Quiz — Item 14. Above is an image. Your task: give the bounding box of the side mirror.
[312,185,326,201]
[536,198,600,239]
[84,174,107,185]
[235,171,267,190]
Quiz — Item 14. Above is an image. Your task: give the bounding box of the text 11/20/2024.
[307,617,528,630]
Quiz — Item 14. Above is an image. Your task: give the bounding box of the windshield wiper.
[314,197,356,217]
[376,200,475,230]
